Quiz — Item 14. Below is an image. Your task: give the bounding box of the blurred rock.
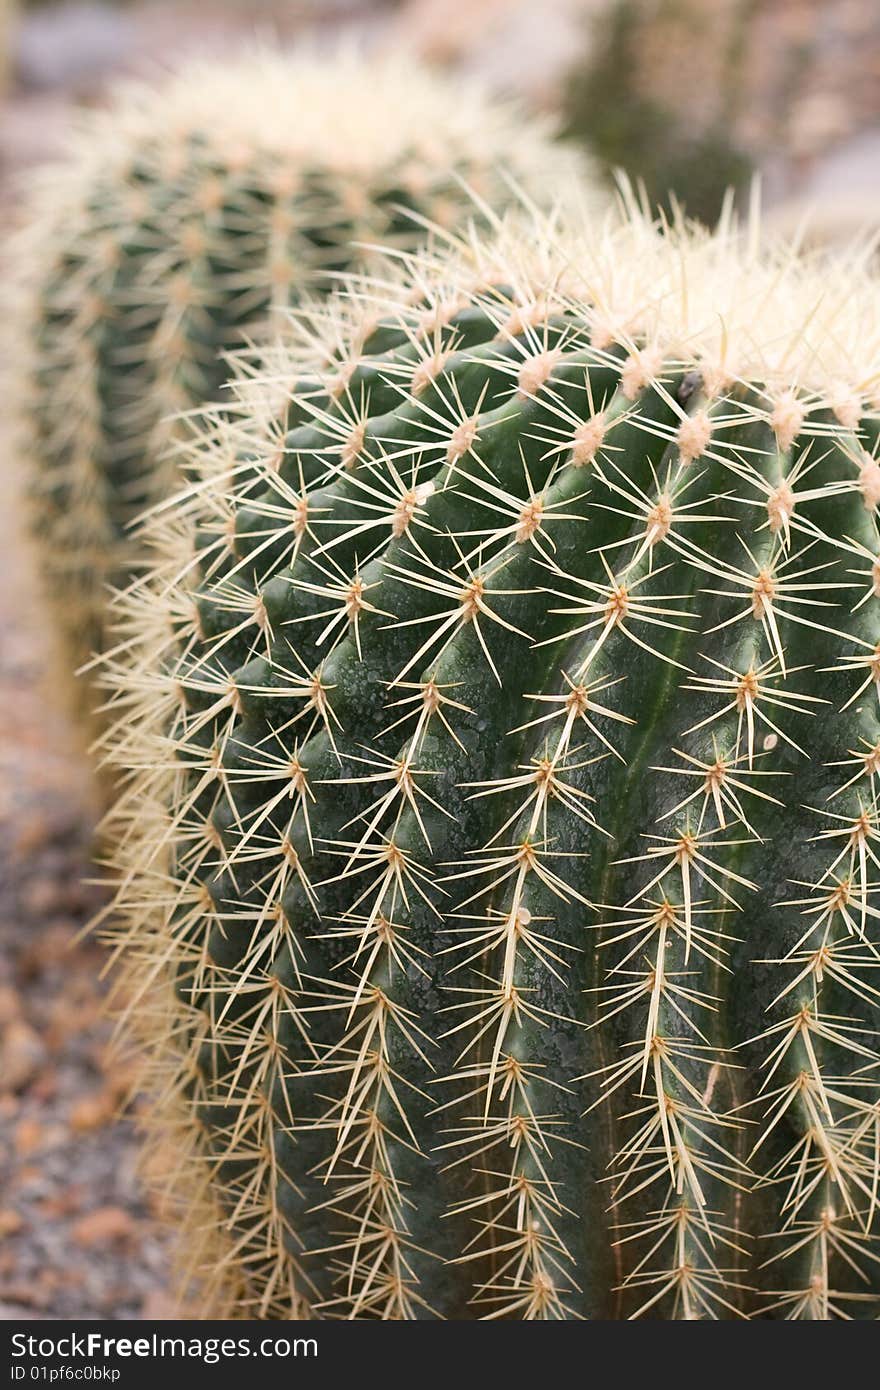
[0,985,22,1029]
[18,920,77,975]
[0,1210,24,1239]
[19,880,68,923]
[29,1071,58,1104]
[71,1206,136,1248]
[69,1091,116,1133]
[13,1119,47,1157]
[0,1021,46,1092]
[34,1186,85,1219]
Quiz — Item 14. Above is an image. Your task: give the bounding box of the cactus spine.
[14,50,579,700]
[100,202,880,1318]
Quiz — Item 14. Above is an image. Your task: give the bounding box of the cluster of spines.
[97,206,880,1318]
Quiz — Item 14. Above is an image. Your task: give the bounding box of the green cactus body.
[15,51,581,703]
[101,206,880,1319]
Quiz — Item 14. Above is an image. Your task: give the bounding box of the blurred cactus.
[0,0,16,94]
[562,0,755,224]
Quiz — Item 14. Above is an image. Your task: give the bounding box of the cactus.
[14,50,579,703]
[0,0,16,96]
[100,201,880,1319]
[562,0,756,224]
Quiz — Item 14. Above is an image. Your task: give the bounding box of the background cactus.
[13,48,579,706]
[99,201,880,1319]
[561,0,756,224]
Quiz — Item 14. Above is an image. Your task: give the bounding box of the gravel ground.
[0,403,178,1319]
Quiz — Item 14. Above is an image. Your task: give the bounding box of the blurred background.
[0,0,878,1320]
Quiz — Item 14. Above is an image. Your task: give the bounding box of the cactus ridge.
[13,49,580,708]
[100,203,880,1319]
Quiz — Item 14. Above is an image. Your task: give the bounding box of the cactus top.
[101,199,880,1319]
[25,47,569,182]
[21,48,574,222]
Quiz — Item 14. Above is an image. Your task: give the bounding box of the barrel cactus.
[100,202,880,1319]
[14,49,579,706]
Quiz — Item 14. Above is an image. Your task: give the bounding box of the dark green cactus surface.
[102,210,880,1319]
